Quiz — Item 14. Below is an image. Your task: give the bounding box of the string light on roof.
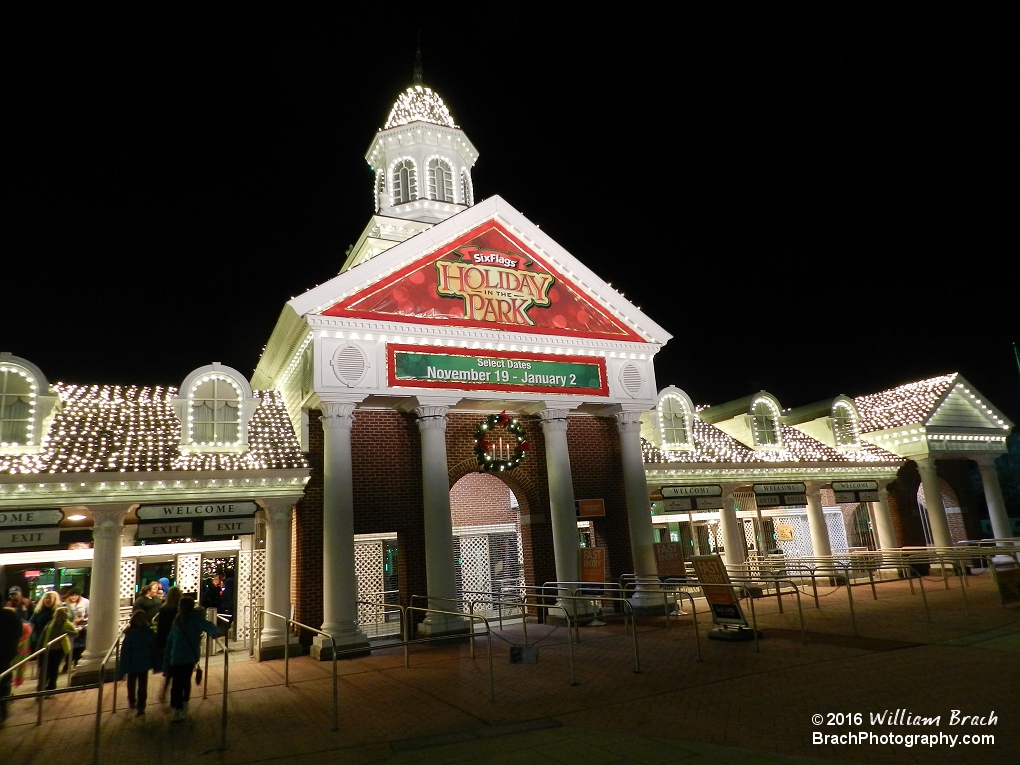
[384,85,459,129]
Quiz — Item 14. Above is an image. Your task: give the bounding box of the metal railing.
[1,632,120,765]
[257,609,339,731]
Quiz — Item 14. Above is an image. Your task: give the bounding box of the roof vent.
[619,363,643,398]
[332,345,367,387]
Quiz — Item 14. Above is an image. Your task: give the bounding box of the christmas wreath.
[474,410,531,472]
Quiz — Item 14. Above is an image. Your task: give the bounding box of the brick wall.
[292,407,635,631]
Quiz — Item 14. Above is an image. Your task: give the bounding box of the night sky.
[6,9,1018,425]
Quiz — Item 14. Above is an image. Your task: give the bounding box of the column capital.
[321,402,356,429]
[415,405,449,430]
[82,504,131,528]
[613,410,643,434]
[914,455,937,470]
[538,408,570,433]
[973,454,999,469]
[258,496,299,523]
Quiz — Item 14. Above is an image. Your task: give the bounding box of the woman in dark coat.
[153,586,182,703]
[132,582,163,624]
[117,610,157,715]
[29,591,61,651]
[164,597,218,722]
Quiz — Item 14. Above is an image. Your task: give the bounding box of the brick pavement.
[1,572,1017,764]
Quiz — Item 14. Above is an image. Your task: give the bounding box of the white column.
[720,487,745,567]
[871,482,898,550]
[538,409,580,589]
[314,402,367,658]
[805,483,832,558]
[916,457,953,548]
[415,405,463,635]
[259,497,300,646]
[614,410,659,605]
[73,504,130,683]
[975,456,1013,542]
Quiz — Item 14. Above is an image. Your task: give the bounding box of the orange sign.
[653,542,686,577]
[691,554,747,626]
[579,547,606,583]
[576,499,605,518]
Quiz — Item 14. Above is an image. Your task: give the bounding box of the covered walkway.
[2,572,1018,764]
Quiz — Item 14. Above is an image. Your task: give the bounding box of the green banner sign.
[390,348,607,394]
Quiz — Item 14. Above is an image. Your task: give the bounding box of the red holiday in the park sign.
[322,222,643,341]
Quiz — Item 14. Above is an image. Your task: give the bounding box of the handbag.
[195,666,203,685]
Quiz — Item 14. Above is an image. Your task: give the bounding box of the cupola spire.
[413,39,424,86]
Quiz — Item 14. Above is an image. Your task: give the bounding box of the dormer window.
[832,400,861,448]
[0,354,59,454]
[0,364,35,446]
[427,158,454,202]
[659,393,693,449]
[191,376,240,444]
[174,363,260,453]
[391,158,418,204]
[750,396,782,448]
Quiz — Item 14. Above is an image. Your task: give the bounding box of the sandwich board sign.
[653,542,687,577]
[690,554,748,627]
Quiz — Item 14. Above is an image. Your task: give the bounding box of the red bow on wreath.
[477,437,491,454]
[497,410,510,426]
[518,440,531,452]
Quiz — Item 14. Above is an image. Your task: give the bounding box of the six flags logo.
[435,246,555,326]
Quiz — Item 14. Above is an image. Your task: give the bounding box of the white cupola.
[364,51,479,225]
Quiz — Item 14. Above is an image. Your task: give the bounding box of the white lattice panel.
[177,553,201,596]
[457,535,491,609]
[235,550,266,643]
[355,541,385,630]
[771,515,812,557]
[825,509,850,553]
[120,558,137,601]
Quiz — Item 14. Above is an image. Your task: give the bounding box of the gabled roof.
[0,384,307,476]
[643,407,902,466]
[287,195,672,345]
[854,373,1013,433]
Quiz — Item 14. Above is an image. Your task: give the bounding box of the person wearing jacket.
[153,586,182,703]
[0,607,23,724]
[29,591,61,651]
[117,610,157,715]
[163,597,218,721]
[39,608,77,692]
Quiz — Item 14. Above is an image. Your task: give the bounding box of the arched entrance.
[450,472,526,614]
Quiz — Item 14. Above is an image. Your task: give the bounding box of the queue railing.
[257,609,339,731]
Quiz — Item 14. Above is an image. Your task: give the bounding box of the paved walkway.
[2,572,1018,765]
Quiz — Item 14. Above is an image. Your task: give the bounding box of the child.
[117,609,157,715]
[39,608,77,692]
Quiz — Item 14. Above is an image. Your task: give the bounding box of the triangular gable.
[927,378,1012,431]
[321,220,645,342]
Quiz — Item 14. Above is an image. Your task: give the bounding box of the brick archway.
[449,458,545,586]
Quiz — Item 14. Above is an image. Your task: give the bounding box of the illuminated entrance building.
[2,72,1015,679]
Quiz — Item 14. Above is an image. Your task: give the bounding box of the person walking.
[153,586,182,703]
[163,597,219,722]
[0,606,23,725]
[132,582,163,624]
[5,587,31,621]
[29,591,61,651]
[65,588,89,667]
[38,609,77,692]
[117,610,157,716]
